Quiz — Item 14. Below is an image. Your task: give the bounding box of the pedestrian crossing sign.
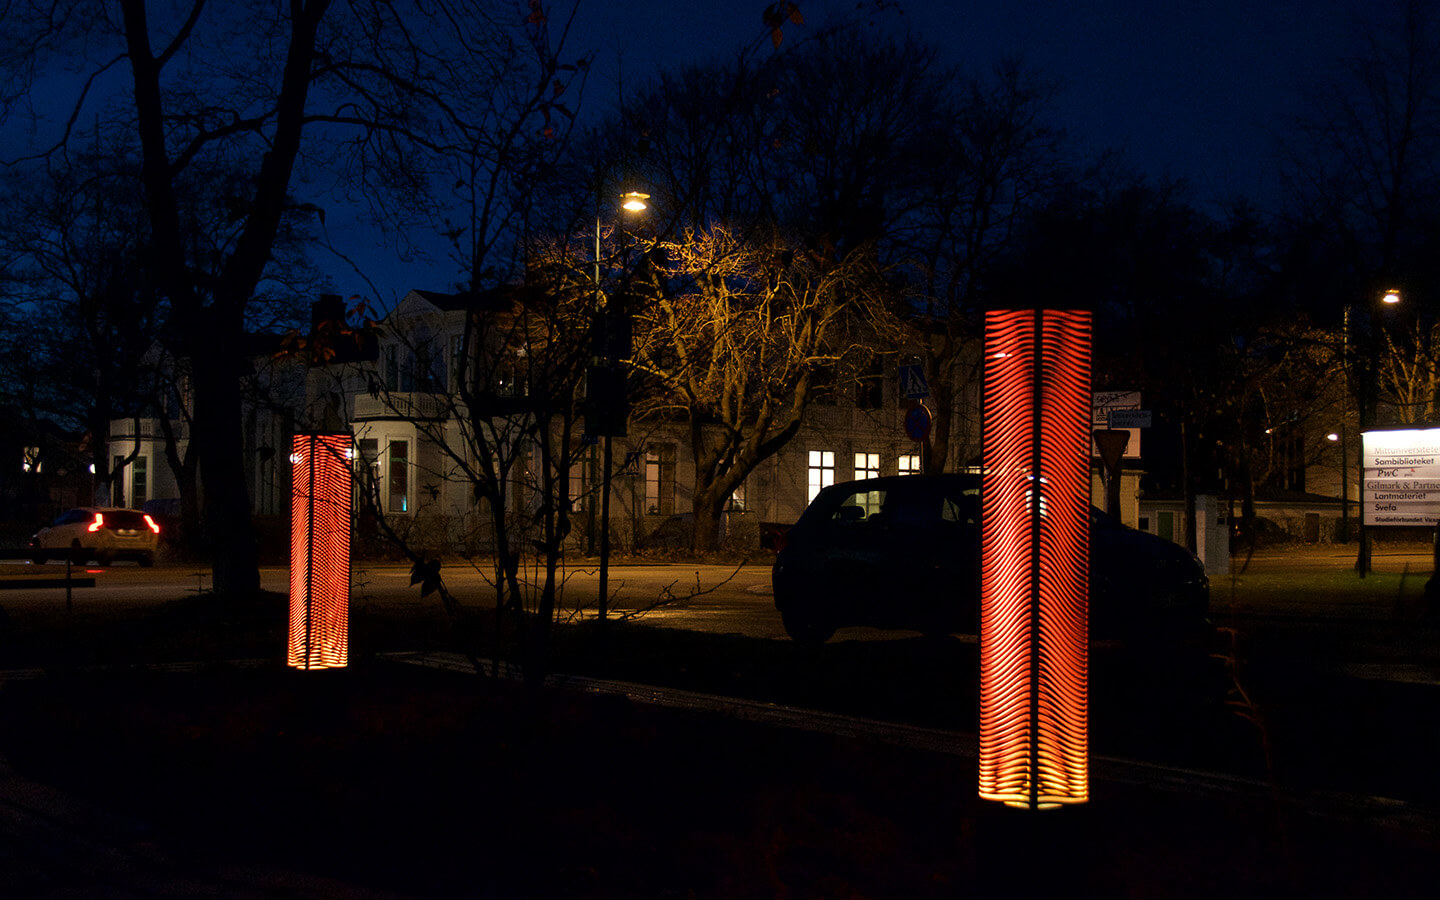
[899,364,930,399]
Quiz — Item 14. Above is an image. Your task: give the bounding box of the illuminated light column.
[978,308,1091,809]
[288,433,352,670]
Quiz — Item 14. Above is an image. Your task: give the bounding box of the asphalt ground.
[0,544,1436,897]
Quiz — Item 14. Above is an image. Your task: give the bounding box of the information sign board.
[1362,428,1440,525]
[1108,409,1152,429]
[1092,391,1141,458]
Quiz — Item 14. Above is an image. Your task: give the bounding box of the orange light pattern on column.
[289,433,352,669]
[979,308,1091,809]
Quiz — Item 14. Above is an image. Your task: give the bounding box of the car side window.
[828,487,887,528]
[942,490,981,525]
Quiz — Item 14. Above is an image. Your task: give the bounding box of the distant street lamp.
[591,190,650,621]
[1328,428,1349,542]
[1355,287,1402,577]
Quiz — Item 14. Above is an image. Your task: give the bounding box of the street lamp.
[591,190,650,621]
[1328,428,1349,542]
[1355,287,1401,577]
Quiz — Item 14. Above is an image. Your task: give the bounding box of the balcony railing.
[108,418,188,440]
[354,392,450,421]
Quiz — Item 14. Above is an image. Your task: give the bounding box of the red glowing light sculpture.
[289,433,352,669]
[978,308,1091,809]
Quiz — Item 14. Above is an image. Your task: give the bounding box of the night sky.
[346,0,1362,299]
[572,0,1358,207]
[3,0,1370,302]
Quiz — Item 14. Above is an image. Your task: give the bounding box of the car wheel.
[781,607,835,645]
[94,551,111,567]
[138,553,154,568]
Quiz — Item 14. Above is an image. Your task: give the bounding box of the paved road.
[2,559,791,634]
[1240,545,1435,574]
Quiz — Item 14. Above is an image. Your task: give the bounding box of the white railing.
[108,418,188,439]
[354,392,451,420]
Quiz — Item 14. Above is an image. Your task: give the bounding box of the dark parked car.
[771,474,1209,644]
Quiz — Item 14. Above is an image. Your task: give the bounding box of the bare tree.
[628,223,894,551]
[1,0,588,595]
[0,147,161,505]
[595,28,1071,497]
[1278,0,1440,572]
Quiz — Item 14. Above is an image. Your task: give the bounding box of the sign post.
[1093,429,1130,518]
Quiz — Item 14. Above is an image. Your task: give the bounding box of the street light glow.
[1383,288,1402,304]
[621,191,650,212]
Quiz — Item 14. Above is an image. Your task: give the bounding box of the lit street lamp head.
[621,191,650,212]
[1382,288,1402,304]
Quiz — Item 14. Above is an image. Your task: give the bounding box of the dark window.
[389,440,410,513]
[855,359,883,409]
[132,457,148,508]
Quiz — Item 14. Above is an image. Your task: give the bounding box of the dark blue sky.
[572,0,1357,207]
[4,0,1368,304]
[344,0,1362,300]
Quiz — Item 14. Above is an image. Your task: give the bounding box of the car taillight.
[143,514,161,534]
[87,513,104,532]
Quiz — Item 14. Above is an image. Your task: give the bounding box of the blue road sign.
[904,404,932,442]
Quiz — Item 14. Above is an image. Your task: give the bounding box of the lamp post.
[1354,287,1402,577]
[592,190,649,621]
[1327,428,1349,542]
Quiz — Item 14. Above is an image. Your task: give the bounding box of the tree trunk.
[692,496,723,552]
[925,365,955,475]
[190,312,260,596]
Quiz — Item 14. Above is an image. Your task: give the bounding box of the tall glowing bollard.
[289,433,352,670]
[978,308,1091,809]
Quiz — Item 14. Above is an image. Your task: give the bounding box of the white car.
[30,507,161,566]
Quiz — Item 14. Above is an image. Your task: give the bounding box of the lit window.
[898,454,921,475]
[569,456,589,514]
[854,452,880,480]
[807,450,835,502]
[728,481,746,512]
[853,452,881,515]
[22,446,40,473]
